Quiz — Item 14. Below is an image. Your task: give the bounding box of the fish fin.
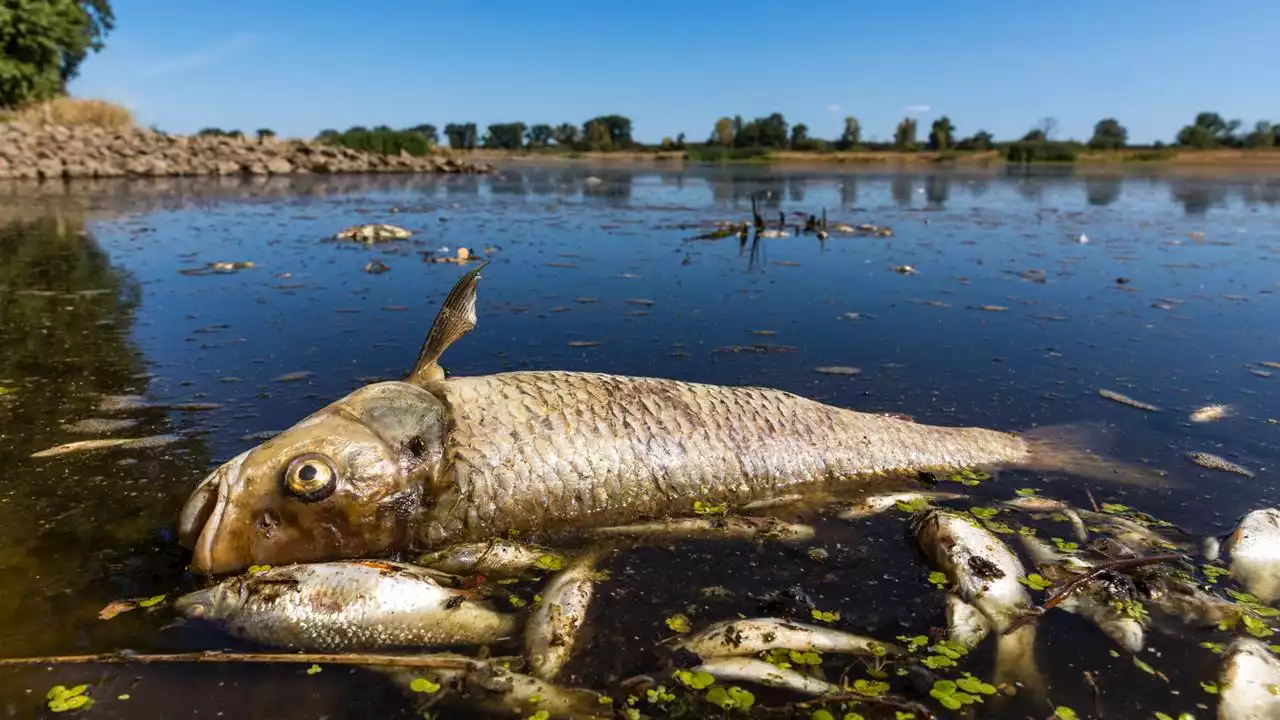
[407,261,489,386]
[1011,422,1176,488]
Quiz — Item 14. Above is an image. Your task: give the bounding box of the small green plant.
[1019,574,1053,591]
[409,677,441,693]
[810,608,840,623]
[534,554,564,571]
[665,614,692,633]
[693,500,727,516]
[927,571,948,589]
[46,685,92,713]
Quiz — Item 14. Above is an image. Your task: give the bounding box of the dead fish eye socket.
[283,453,338,502]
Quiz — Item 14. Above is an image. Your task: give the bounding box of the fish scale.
[425,370,1028,542]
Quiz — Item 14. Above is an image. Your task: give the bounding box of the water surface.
[1,165,1278,719]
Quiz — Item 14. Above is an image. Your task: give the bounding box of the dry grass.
[1,97,134,130]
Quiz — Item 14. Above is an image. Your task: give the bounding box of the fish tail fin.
[1010,422,1175,488]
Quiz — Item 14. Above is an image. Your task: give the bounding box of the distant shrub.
[324,129,432,156]
[685,145,773,162]
[5,97,133,130]
[1005,141,1081,163]
[1124,148,1178,162]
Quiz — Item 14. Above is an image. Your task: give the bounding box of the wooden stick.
[0,650,481,670]
[1002,553,1183,635]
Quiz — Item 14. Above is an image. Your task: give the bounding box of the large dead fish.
[1206,508,1280,605]
[177,263,1162,575]
[1217,638,1280,720]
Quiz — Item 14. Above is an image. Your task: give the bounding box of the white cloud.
[139,31,268,79]
[903,104,931,114]
[827,104,841,113]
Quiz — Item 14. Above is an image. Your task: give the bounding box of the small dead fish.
[1019,535,1146,653]
[693,656,839,697]
[274,371,313,383]
[1218,638,1280,720]
[838,490,965,520]
[1260,361,1280,370]
[60,418,140,434]
[672,617,897,659]
[31,434,180,458]
[892,265,916,275]
[1077,509,1187,556]
[364,259,391,274]
[1098,388,1160,412]
[1190,404,1235,423]
[591,515,814,543]
[974,305,1010,312]
[813,366,861,376]
[1217,508,1280,605]
[1003,496,1089,542]
[1186,451,1255,478]
[336,223,412,242]
[417,539,563,578]
[526,552,602,681]
[738,494,805,512]
[175,561,517,652]
[385,659,609,719]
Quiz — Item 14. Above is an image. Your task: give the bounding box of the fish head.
[178,382,449,575]
[174,580,242,622]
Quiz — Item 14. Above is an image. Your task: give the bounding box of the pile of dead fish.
[167,490,1280,720]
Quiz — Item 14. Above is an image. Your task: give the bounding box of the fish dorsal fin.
[407,261,489,385]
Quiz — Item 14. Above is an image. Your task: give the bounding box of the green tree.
[482,122,527,150]
[444,122,478,149]
[0,0,116,107]
[711,117,734,146]
[894,117,918,150]
[789,123,809,150]
[1243,120,1275,148]
[582,115,633,149]
[553,122,579,146]
[525,123,554,148]
[405,124,439,145]
[255,128,276,143]
[836,116,860,150]
[1087,118,1127,150]
[583,119,611,150]
[1176,112,1241,148]
[316,128,340,143]
[1021,128,1047,142]
[197,127,226,137]
[734,113,787,148]
[674,132,685,149]
[928,116,955,150]
[956,130,994,151]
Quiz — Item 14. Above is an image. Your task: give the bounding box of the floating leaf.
[247,565,271,575]
[646,685,676,704]
[789,650,822,666]
[1014,488,1038,497]
[97,600,137,620]
[533,554,564,571]
[136,594,167,608]
[527,711,549,720]
[1101,503,1129,514]
[956,674,997,695]
[1201,680,1219,694]
[409,677,442,694]
[852,679,889,696]
[306,664,322,675]
[693,501,727,516]
[1133,657,1157,675]
[1200,641,1225,654]
[811,711,835,720]
[981,519,1015,535]
[666,614,692,633]
[674,669,716,690]
[927,571,948,589]
[1020,573,1054,591]
[508,595,528,609]
[1053,707,1078,720]
[1242,614,1275,638]
[843,714,866,720]
[726,687,754,711]
[810,608,840,623]
[117,694,130,701]
[922,655,955,669]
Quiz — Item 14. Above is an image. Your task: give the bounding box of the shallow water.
[0,165,1278,719]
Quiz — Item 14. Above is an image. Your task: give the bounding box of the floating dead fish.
[1217,638,1280,720]
[693,656,839,697]
[209,261,254,272]
[526,552,603,681]
[1019,535,1146,653]
[892,265,916,275]
[672,617,897,659]
[1076,509,1188,556]
[837,490,965,520]
[974,305,1010,312]
[384,659,609,719]
[335,223,412,242]
[1210,508,1280,605]
[1098,388,1160,412]
[174,561,517,652]
[1002,496,1089,542]
[30,434,180,458]
[813,366,860,376]
[60,418,141,434]
[1190,404,1235,423]
[1186,451,1255,478]
[177,263,1164,576]
[738,494,805,512]
[591,516,814,543]
[417,539,563,578]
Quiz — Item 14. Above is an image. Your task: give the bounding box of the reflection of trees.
[0,217,211,657]
[1241,179,1280,208]
[787,177,805,203]
[924,174,950,209]
[488,170,528,196]
[582,172,634,205]
[891,175,914,207]
[839,177,858,208]
[1085,174,1122,206]
[1170,180,1229,215]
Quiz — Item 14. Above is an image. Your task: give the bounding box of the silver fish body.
[672,617,897,659]
[1222,508,1280,605]
[417,539,562,578]
[693,656,840,697]
[837,490,965,520]
[1019,535,1146,653]
[174,560,517,652]
[385,660,610,720]
[912,508,1032,633]
[591,515,814,543]
[525,553,600,681]
[1218,638,1280,720]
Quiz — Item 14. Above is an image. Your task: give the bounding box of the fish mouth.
[178,451,249,576]
[173,587,218,619]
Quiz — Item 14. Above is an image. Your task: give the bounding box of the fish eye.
[283,453,339,502]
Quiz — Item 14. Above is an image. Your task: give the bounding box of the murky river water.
[0,166,1277,719]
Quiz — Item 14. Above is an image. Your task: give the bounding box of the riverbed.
[0,165,1277,719]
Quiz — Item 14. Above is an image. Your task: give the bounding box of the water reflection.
[1171,179,1231,215]
[924,174,950,209]
[1085,174,1122,206]
[891,174,914,207]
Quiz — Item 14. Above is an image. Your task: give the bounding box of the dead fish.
[591,516,814,543]
[1003,496,1089,542]
[738,494,805,512]
[1209,508,1280,605]
[1217,638,1280,720]
[31,434,180,458]
[525,551,602,681]
[385,659,609,719]
[1098,388,1160,412]
[365,259,391,274]
[335,223,412,242]
[813,366,861,376]
[837,490,965,520]
[1135,565,1238,630]
[417,539,563,578]
[672,617,897,659]
[174,560,517,652]
[1186,451,1255,478]
[693,656,839,697]
[1190,404,1235,423]
[1019,535,1146,653]
[60,418,140,434]
[1076,509,1188,555]
[178,262,1162,575]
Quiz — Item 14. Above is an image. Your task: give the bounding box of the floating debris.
[693,656,838,697]
[566,340,602,348]
[364,259,391,274]
[1186,451,1255,478]
[892,265,917,275]
[335,223,412,242]
[274,371,313,383]
[30,434,181,458]
[974,305,1010,313]
[592,515,814,543]
[60,418,141,434]
[813,366,861,376]
[1189,404,1234,423]
[1098,388,1160,412]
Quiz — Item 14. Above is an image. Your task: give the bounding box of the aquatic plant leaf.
[665,614,692,633]
[1201,681,1219,694]
[726,687,754,711]
[117,695,130,701]
[969,506,999,519]
[409,677,441,694]
[852,679,889,696]
[247,565,271,575]
[843,714,865,720]
[1101,503,1129,514]
[1014,488,1038,497]
[927,571,948,589]
[1053,707,1078,720]
[306,664,322,675]
[1199,641,1225,654]
[533,554,564,571]
[1133,657,1157,675]
[646,685,675,704]
[136,594,166,608]
[956,675,997,695]
[693,501,727,516]
[526,711,549,720]
[97,600,137,620]
[810,711,834,720]
[811,608,840,623]
[674,670,715,690]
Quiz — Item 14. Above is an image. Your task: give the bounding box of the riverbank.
[0,121,493,180]
[470,146,1280,169]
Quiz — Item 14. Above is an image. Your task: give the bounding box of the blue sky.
[71,0,1276,145]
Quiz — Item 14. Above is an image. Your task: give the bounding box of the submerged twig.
[0,650,482,670]
[1003,553,1183,635]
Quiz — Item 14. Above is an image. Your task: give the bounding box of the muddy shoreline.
[0,122,493,181]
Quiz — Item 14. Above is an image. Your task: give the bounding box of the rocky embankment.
[0,122,492,180]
